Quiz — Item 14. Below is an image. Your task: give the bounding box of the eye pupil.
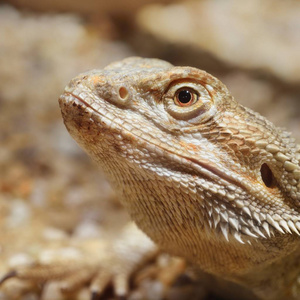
[178,90,192,104]
[173,87,199,107]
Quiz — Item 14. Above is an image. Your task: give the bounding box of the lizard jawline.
[66,92,244,190]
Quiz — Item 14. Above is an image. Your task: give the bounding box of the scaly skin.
[58,57,300,300]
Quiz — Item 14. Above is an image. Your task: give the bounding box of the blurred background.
[0,0,299,299]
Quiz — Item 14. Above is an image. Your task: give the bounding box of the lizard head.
[59,57,300,275]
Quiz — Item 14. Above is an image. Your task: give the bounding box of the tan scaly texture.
[58,57,300,299]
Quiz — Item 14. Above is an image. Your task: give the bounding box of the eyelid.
[164,81,208,98]
[163,81,213,121]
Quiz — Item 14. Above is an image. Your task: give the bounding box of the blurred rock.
[0,5,132,107]
[4,0,175,16]
[222,72,274,112]
[137,0,300,84]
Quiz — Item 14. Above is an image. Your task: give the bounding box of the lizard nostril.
[260,163,275,188]
[119,86,129,101]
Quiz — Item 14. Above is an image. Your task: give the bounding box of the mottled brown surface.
[3,0,175,16]
[136,0,300,84]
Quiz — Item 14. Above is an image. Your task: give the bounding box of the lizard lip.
[66,92,94,111]
[61,91,244,190]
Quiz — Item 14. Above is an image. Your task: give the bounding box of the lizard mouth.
[60,91,244,190]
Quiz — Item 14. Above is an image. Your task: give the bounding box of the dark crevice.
[260,163,275,188]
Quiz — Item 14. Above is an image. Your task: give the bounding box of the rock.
[137,0,300,84]
[5,0,175,16]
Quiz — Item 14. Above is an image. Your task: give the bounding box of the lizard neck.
[105,162,300,298]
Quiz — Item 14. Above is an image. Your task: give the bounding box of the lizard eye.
[164,81,214,122]
[174,88,198,107]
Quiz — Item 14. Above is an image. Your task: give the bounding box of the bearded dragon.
[2,57,300,299]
